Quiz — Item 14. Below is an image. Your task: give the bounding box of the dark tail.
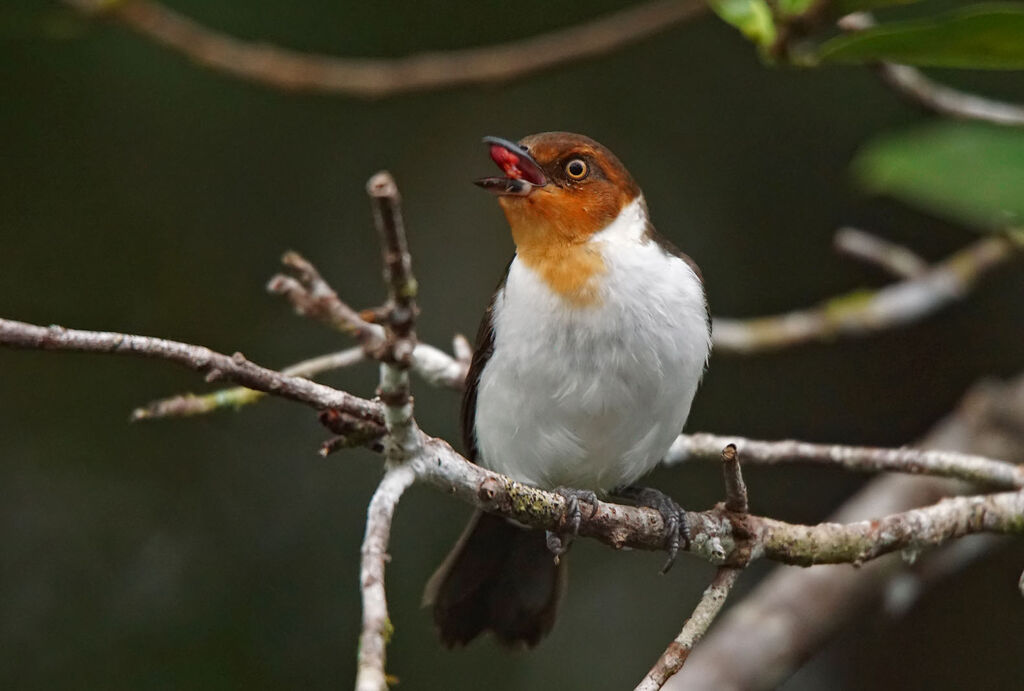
[423,511,565,648]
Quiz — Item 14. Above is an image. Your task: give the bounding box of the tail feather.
[424,511,565,648]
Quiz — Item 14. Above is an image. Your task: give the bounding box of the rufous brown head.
[476,132,641,250]
[475,133,644,305]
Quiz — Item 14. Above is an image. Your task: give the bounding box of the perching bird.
[424,133,711,648]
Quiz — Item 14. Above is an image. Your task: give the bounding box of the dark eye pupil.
[568,161,585,177]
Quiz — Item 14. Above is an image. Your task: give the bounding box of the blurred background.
[2,1,1023,689]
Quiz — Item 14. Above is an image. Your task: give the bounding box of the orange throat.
[500,197,609,306]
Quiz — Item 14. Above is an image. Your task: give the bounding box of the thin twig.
[0,318,383,423]
[368,172,418,369]
[355,464,417,691]
[834,227,929,279]
[721,445,749,514]
[354,173,421,691]
[62,0,707,97]
[838,12,1024,126]
[132,346,364,419]
[712,231,1023,354]
[135,338,467,421]
[367,171,419,460]
[635,567,741,691]
[637,446,749,689]
[666,432,1024,490]
[268,251,382,343]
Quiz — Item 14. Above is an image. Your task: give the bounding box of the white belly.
[473,200,710,490]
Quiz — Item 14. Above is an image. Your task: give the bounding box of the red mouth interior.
[490,144,527,180]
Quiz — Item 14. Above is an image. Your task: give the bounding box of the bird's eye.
[565,159,588,180]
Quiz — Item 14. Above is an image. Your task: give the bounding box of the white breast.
[474,197,711,491]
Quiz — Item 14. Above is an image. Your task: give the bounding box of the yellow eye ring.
[565,158,588,180]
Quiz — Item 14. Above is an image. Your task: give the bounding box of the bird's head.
[475,132,642,250]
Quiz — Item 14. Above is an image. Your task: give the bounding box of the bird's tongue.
[488,144,546,186]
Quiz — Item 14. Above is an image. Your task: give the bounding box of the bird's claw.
[611,485,689,574]
[556,487,599,535]
[545,487,599,561]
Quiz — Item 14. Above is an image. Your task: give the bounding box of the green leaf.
[710,0,777,48]
[819,3,1024,69]
[853,122,1024,230]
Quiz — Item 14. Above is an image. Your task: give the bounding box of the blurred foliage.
[818,3,1024,69]
[855,122,1024,229]
[710,0,778,48]
[712,0,1024,69]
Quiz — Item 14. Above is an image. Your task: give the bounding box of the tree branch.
[833,227,928,279]
[721,444,749,514]
[876,63,1024,127]
[838,12,1024,127]
[62,0,707,97]
[665,432,1024,490]
[635,567,741,691]
[406,432,1024,568]
[3,316,1021,491]
[712,231,1023,354]
[132,346,365,419]
[355,171,424,691]
[268,251,382,344]
[355,464,417,691]
[0,318,383,423]
[636,445,750,689]
[367,171,419,458]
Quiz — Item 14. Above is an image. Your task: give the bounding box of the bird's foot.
[611,485,689,574]
[544,487,599,562]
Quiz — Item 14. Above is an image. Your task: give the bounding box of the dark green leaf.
[819,3,1024,69]
[853,122,1024,229]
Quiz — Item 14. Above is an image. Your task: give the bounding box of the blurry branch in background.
[59,0,707,97]
[712,228,1024,355]
[875,63,1024,126]
[838,12,1024,127]
[671,371,1024,690]
[58,0,1024,130]
[833,226,928,279]
[2,173,1024,690]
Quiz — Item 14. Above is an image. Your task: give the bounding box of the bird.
[424,132,711,649]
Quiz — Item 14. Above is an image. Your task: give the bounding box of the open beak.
[474,136,547,196]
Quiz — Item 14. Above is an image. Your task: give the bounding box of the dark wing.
[460,261,511,462]
[643,214,712,337]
